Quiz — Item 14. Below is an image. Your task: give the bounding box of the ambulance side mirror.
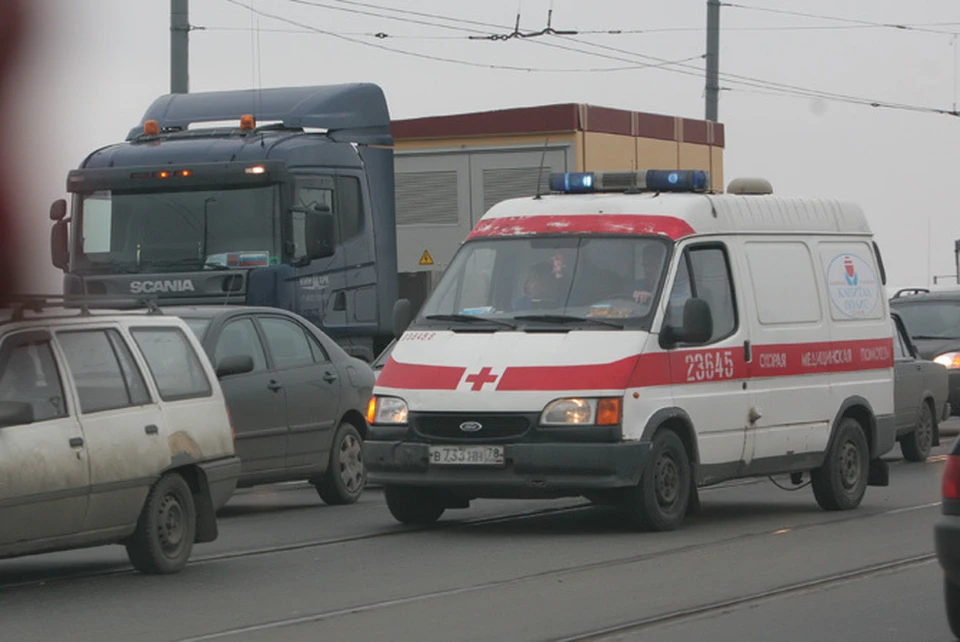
[662,298,713,347]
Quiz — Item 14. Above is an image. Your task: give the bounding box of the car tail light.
[943,456,960,499]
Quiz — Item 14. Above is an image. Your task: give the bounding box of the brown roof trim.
[391,103,725,147]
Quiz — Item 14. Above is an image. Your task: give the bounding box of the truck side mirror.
[50,199,67,221]
[304,210,336,260]
[51,220,69,271]
[393,298,413,339]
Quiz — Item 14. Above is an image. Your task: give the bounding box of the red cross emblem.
[463,367,499,391]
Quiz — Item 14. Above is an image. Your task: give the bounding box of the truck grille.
[413,413,531,442]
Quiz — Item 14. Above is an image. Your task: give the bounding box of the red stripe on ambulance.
[376,337,893,392]
[466,215,696,240]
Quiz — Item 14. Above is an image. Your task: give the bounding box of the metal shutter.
[395,171,459,225]
[482,167,550,214]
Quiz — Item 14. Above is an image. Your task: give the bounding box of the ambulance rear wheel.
[384,485,445,525]
[812,417,868,511]
[622,429,691,532]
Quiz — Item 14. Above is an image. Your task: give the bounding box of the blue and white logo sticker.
[826,253,880,319]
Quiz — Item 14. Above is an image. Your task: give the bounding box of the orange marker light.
[240,114,256,131]
[596,398,621,426]
[156,170,171,179]
[143,119,160,136]
[366,397,377,425]
[178,169,192,177]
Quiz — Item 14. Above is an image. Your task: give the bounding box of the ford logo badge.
[459,421,483,433]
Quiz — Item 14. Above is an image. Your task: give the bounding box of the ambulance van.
[366,170,896,531]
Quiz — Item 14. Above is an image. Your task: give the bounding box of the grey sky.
[7,0,960,291]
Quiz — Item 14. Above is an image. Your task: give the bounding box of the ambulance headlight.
[367,396,409,425]
[934,352,960,369]
[540,397,621,426]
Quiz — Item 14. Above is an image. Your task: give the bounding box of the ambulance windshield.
[419,236,673,327]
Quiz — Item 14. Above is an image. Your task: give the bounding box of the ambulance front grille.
[414,413,531,441]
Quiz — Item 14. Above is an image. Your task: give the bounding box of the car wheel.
[316,423,366,505]
[621,429,691,531]
[946,578,960,639]
[901,401,934,462]
[125,473,196,574]
[812,417,868,511]
[384,485,445,525]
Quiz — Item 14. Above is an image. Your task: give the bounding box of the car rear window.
[131,327,212,402]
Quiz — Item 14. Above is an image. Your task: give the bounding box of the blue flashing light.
[550,169,710,195]
[549,172,596,194]
[645,170,709,192]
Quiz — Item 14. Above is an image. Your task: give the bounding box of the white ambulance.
[366,170,896,531]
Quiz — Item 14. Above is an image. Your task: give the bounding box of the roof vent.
[727,177,773,195]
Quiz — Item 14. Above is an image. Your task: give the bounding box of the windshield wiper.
[513,314,624,329]
[81,260,139,274]
[911,334,959,340]
[424,314,517,330]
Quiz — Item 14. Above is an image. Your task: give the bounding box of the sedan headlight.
[367,396,409,425]
[540,397,621,426]
[934,352,960,369]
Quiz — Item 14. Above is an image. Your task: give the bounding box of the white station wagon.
[0,300,241,573]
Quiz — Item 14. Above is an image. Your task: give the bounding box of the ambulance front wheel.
[622,429,691,532]
[811,417,869,511]
[384,485,446,525]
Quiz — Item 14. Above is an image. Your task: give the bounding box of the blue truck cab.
[49,84,398,359]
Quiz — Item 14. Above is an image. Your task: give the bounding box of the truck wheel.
[622,429,691,531]
[125,473,196,574]
[316,423,365,505]
[946,578,960,639]
[812,417,868,511]
[901,401,934,462]
[384,485,445,525]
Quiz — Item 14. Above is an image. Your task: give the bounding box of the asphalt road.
[1,432,958,642]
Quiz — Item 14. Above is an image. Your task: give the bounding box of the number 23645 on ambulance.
[366,171,895,532]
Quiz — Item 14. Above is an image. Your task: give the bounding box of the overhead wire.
[221,0,960,117]
[223,0,703,73]
[722,2,960,36]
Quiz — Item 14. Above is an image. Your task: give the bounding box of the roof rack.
[891,288,931,299]
[1,294,163,322]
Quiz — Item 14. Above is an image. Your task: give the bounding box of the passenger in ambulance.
[511,263,559,311]
[632,244,667,304]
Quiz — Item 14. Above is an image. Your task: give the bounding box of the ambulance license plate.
[428,445,505,466]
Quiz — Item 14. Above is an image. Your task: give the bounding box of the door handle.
[145,424,159,435]
[267,380,283,392]
[69,436,84,448]
[323,372,338,384]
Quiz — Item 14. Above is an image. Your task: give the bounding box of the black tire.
[811,417,868,511]
[622,429,691,531]
[316,423,366,505]
[125,473,196,575]
[901,401,934,462]
[384,485,445,525]
[946,578,960,639]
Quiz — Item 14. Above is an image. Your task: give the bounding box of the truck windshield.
[73,185,281,274]
[418,236,672,328]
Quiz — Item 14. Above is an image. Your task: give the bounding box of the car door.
[55,327,169,533]
[257,315,341,472]
[210,316,287,474]
[0,330,89,547]
[660,242,752,481]
[893,315,924,434]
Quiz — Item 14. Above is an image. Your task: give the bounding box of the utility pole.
[705,0,721,122]
[171,0,189,94]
